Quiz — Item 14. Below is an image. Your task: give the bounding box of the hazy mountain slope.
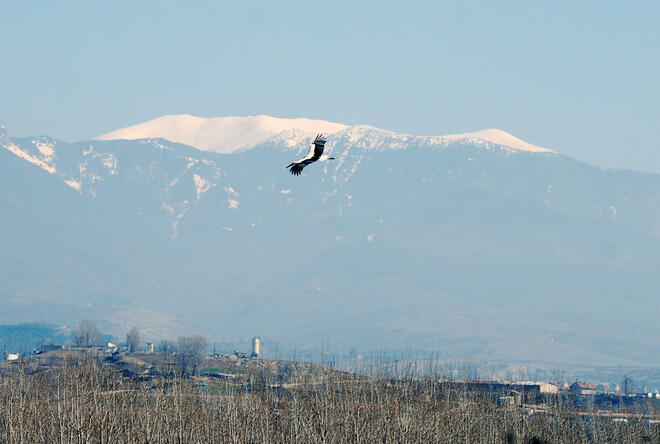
[2,120,660,368]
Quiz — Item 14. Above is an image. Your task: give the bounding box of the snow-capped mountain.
[96,114,349,153]
[2,117,660,370]
[6,115,558,206]
[96,114,554,154]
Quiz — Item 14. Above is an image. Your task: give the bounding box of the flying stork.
[285,134,334,176]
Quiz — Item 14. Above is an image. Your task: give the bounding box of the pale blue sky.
[2,1,659,172]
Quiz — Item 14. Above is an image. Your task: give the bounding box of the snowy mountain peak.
[95,114,555,155]
[438,128,555,153]
[96,114,348,154]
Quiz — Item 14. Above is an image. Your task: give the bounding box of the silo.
[251,337,260,357]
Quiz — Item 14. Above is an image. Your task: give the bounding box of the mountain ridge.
[95,114,556,155]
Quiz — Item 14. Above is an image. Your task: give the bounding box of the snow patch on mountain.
[193,174,212,201]
[33,139,55,158]
[101,153,118,175]
[171,200,190,239]
[2,141,56,174]
[65,179,82,191]
[334,125,410,150]
[162,203,175,215]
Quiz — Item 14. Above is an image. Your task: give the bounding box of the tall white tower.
[251,337,261,358]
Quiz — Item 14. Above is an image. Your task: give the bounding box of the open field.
[1,351,659,443]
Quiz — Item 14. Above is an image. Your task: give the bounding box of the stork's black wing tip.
[288,164,304,176]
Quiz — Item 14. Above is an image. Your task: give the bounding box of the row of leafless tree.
[1,358,657,443]
[71,320,207,377]
[73,320,141,351]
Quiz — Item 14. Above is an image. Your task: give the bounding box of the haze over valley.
[2,115,659,375]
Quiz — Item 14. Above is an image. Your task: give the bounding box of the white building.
[251,337,261,357]
[538,382,559,394]
[571,381,597,395]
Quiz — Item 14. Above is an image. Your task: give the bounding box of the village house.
[570,381,597,395]
[536,382,560,394]
[439,380,559,395]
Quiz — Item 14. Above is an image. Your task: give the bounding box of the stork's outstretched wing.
[312,134,327,158]
[285,134,327,176]
[288,163,305,176]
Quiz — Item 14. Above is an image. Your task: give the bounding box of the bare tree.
[621,375,636,395]
[0,354,654,443]
[157,339,176,353]
[126,327,142,353]
[73,319,101,347]
[176,335,207,376]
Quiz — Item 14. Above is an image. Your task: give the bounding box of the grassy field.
[0,351,658,443]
